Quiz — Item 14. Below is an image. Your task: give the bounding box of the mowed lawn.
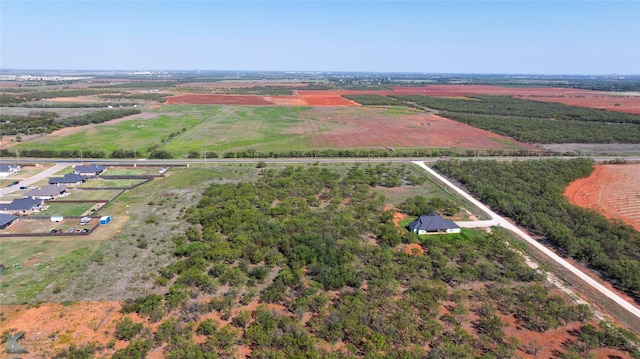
[37,202,97,217]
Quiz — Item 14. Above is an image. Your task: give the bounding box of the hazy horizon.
[2,1,639,75]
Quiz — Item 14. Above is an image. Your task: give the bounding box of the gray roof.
[25,184,66,197]
[408,213,460,232]
[0,197,43,211]
[0,213,19,228]
[0,163,19,172]
[74,164,105,174]
[49,173,87,184]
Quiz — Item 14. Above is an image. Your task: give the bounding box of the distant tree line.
[389,95,640,124]
[2,146,554,160]
[0,111,62,135]
[0,108,140,137]
[16,102,139,108]
[0,88,121,105]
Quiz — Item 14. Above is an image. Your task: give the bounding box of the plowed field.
[304,107,538,151]
[565,164,640,231]
[165,94,276,105]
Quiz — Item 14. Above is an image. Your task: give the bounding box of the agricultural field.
[565,164,640,231]
[8,105,538,158]
[4,76,640,159]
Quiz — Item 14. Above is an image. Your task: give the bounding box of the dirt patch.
[0,301,123,357]
[392,211,408,227]
[165,94,276,105]
[403,243,424,256]
[44,95,106,103]
[301,107,538,151]
[565,164,640,231]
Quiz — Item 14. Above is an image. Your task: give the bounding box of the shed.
[50,215,64,222]
[99,216,111,225]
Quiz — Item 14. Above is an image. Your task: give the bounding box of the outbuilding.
[99,216,111,225]
[50,215,64,222]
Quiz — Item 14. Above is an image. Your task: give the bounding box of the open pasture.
[13,105,535,156]
[565,164,640,231]
[163,105,535,153]
[12,112,203,153]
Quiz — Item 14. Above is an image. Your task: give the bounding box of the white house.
[0,164,21,178]
[408,213,461,235]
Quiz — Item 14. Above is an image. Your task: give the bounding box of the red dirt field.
[303,107,539,151]
[0,301,127,357]
[565,164,640,231]
[1,288,635,358]
[165,94,276,105]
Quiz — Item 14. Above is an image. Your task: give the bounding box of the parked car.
[81,229,89,233]
[50,229,57,234]
[19,186,27,190]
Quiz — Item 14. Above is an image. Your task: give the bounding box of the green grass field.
[11,106,329,156]
[37,202,97,217]
[160,106,313,153]
[65,189,123,201]
[13,111,203,153]
[79,178,147,188]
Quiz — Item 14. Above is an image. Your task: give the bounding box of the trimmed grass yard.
[37,202,97,217]
[78,178,148,188]
[103,167,164,176]
[65,189,123,201]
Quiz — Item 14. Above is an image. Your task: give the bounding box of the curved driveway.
[412,161,640,321]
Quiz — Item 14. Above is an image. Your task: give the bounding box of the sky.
[1,1,639,75]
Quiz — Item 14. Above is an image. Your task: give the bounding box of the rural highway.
[11,155,640,167]
[412,161,640,321]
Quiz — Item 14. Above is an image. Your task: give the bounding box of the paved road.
[12,155,640,167]
[412,161,640,321]
[0,163,70,199]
